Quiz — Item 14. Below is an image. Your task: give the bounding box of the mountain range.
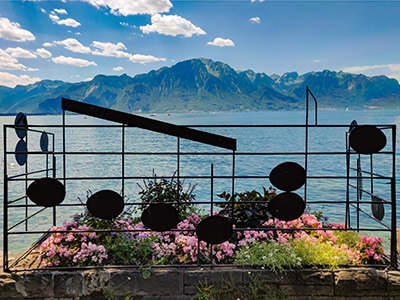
[1,58,400,114]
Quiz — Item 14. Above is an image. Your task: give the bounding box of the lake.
[1,109,400,254]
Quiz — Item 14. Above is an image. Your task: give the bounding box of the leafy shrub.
[137,170,197,218]
[291,237,353,269]
[217,187,276,228]
[235,241,301,272]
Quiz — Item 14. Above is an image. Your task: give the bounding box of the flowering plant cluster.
[39,220,107,267]
[39,187,385,269]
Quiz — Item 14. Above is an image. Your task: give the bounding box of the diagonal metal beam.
[61,98,237,151]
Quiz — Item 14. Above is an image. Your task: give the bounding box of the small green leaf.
[142,269,151,280]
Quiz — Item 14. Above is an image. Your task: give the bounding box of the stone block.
[388,271,400,296]
[108,270,136,296]
[184,268,242,286]
[242,268,297,284]
[0,272,24,299]
[184,284,197,295]
[296,269,334,286]
[281,284,334,296]
[133,269,183,296]
[110,269,183,297]
[334,268,387,297]
[13,271,53,298]
[83,269,109,295]
[54,272,84,297]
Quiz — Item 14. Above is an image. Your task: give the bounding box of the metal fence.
[3,87,397,271]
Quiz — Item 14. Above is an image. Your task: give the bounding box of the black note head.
[349,120,358,132]
[15,139,28,166]
[269,161,306,191]
[268,192,305,221]
[349,125,386,154]
[196,215,233,244]
[40,131,49,152]
[86,190,124,220]
[371,195,384,221]
[141,203,179,231]
[27,178,65,207]
[14,112,28,139]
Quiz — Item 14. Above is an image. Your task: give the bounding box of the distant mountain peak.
[0,57,399,114]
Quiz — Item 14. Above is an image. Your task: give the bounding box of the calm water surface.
[1,109,400,253]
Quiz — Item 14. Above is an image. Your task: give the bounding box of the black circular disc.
[371,195,384,221]
[141,203,179,231]
[86,190,124,220]
[14,112,28,139]
[40,131,49,152]
[196,215,233,244]
[15,139,27,166]
[269,161,306,191]
[27,178,65,207]
[268,192,305,221]
[349,125,387,154]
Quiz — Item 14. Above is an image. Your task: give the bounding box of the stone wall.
[1,267,400,300]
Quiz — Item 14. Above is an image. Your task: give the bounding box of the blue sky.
[0,0,399,88]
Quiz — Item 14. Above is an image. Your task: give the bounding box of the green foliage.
[193,276,287,300]
[103,233,158,266]
[335,231,362,248]
[137,170,198,218]
[291,238,352,269]
[234,241,301,273]
[217,187,276,228]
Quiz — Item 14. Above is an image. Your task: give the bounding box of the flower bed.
[38,176,385,270]
[39,206,384,270]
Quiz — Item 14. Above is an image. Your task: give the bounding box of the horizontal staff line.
[4,124,397,128]
[7,175,393,181]
[5,151,394,155]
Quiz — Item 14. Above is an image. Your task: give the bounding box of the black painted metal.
[2,88,398,272]
[61,98,237,151]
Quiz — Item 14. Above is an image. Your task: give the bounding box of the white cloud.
[251,0,265,2]
[57,18,81,27]
[140,14,205,37]
[0,72,41,88]
[52,56,97,67]
[207,37,235,47]
[82,0,172,16]
[314,59,321,63]
[0,49,28,70]
[40,8,47,13]
[92,41,132,58]
[49,12,81,27]
[6,47,37,58]
[113,66,124,71]
[27,68,39,71]
[249,17,261,24]
[0,17,35,42]
[54,38,92,53]
[343,63,400,83]
[129,54,166,64]
[49,12,60,22]
[35,48,52,58]
[43,42,54,48]
[54,8,68,15]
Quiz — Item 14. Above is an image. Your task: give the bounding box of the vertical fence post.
[52,133,56,226]
[25,130,28,231]
[3,125,9,272]
[121,124,125,197]
[390,125,397,268]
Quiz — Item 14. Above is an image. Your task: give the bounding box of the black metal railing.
[2,88,397,271]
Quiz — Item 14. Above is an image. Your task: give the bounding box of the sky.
[0,0,399,88]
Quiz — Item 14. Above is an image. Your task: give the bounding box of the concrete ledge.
[0,267,399,299]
